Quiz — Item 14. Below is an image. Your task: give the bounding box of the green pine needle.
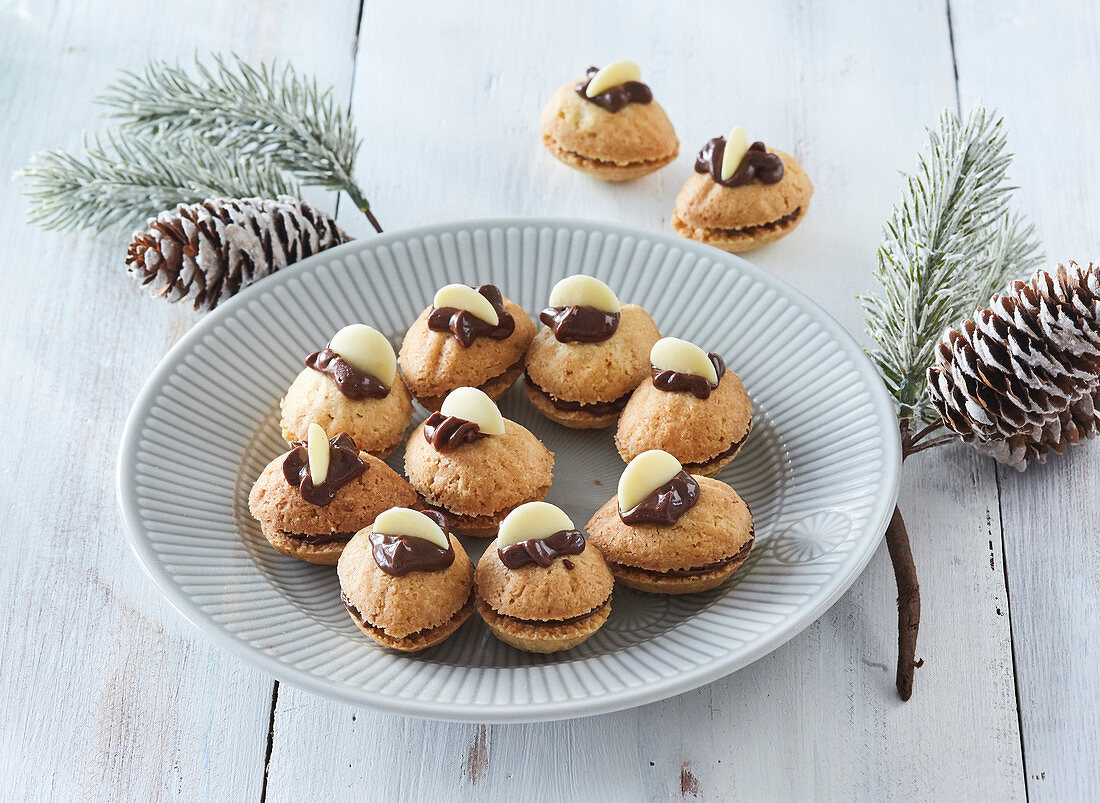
[98,54,380,230]
[861,106,1043,428]
[19,130,296,234]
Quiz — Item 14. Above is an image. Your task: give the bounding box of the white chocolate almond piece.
[650,337,718,385]
[720,125,750,182]
[439,386,505,436]
[306,422,330,485]
[548,275,621,313]
[328,324,396,386]
[618,449,683,511]
[433,284,499,326]
[372,507,449,550]
[585,60,642,98]
[497,501,576,548]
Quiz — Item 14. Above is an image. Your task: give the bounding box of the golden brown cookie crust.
[476,594,610,652]
[525,304,660,405]
[350,592,475,652]
[260,524,350,565]
[608,557,745,594]
[338,530,474,640]
[404,419,554,518]
[414,357,526,412]
[523,381,622,429]
[474,537,614,621]
[398,297,535,402]
[280,368,413,457]
[248,449,418,541]
[540,80,678,180]
[585,475,753,573]
[671,150,813,251]
[615,370,752,466]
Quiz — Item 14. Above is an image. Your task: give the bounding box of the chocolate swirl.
[539,305,620,343]
[575,66,653,113]
[695,139,784,187]
[305,348,390,400]
[524,373,632,415]
[281,432,367,506]
[428,284,515,347]
[423,411,486,450]
[619,470,700,526]
[652,353,726,400]
[369,511,456,576]
[498,529,587,569]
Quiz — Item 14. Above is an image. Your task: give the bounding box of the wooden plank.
[0,1,359,799]
[266,1,1025,799]
[950,0,1100,797]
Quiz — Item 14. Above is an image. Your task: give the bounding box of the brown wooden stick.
[884,504,921,700]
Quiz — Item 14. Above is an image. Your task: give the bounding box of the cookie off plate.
[117,218,901,723]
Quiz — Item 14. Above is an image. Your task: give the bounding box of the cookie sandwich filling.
[525,373,633,416]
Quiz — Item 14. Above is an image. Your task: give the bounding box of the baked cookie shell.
[404,419,554,518]
[585,475,753,573]
[398,296,535,401]
[615,370,752,466]
[338,530,474,640]
[248,449,418,555]
[525,304,660,405]
[540,80,678,180]
[280,367,413,458]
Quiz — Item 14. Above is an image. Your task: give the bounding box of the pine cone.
[927,261,1100,469]
[126,196,351,311]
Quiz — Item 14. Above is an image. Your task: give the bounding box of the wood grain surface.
[0,1,1096,800]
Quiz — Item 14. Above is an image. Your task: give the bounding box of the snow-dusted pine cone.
[927,261,1100,469]
[125,196,351,311]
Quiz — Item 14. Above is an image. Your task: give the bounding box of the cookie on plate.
[248,424,417,564]
[541,61,678,182]
[616,336,752,476]
[399,283,535,411]
[671,125,812,252]
[475,501,614,652]
[338,507,474,652]
[525,275,660,428]
[586,450,754,594]
[404,387,554,537]
[281,324,413,458]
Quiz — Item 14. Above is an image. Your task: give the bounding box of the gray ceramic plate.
[117,218,901,723]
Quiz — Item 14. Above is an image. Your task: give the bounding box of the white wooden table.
[2,1,1097,800]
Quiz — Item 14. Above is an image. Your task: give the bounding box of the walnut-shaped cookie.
[541,60,678,182]
[337,507,474,652]
[248,424,418,564]
[672,125,813,252]
[586,450,754,594]
[398,283,535,411]
[475,502,614,653]
[280,324,413,458]
[615,336,752,476]
[404,387,554,537]
[525,275,660,429]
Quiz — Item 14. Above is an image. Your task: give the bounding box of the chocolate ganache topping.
[575,66,653,112]
[696,139,785,187]
[423,411,486,450]
[281,432,367,506]
[305,348,390,401]
[652,353,726,400]
[539,305,620,343]
[498,529,587,569]
[619,470,700,526]
[428,284,515,348]
[369,510,456,577]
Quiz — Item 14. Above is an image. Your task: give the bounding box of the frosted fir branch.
[860,106,1042,427]
[19,130,296,234]
[97,54,381,231]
